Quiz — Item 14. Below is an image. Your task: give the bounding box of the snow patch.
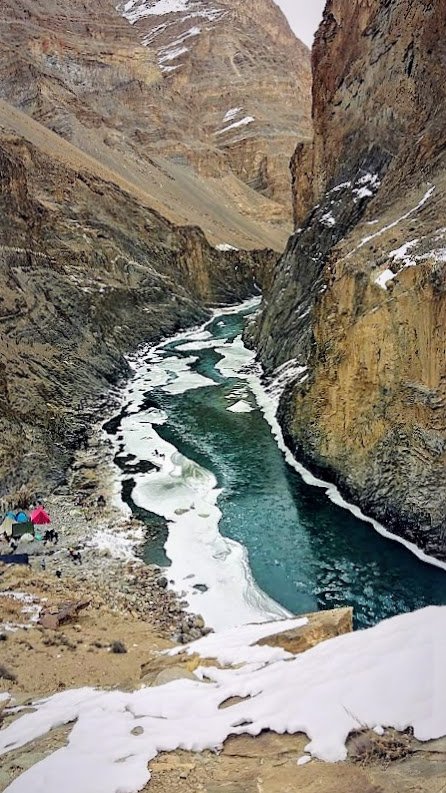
[1,607,446,793]
[223,107,242,122]
[169,617,308,665]
[86,526,143,561]
[227,400,254,414]
[375,268,396,290]
[157,25,201,69]
[158,44,188,63]
[320,211,336,228]
[216,243,239,251]
[355,186,435,254]
[389,238,420,267]
[216,116,255,136]
[329,180,352,194]
[122,0,192,22]
[374,232,445,290]
[121,0,225,25]
[265,360,308,407]
[353,172,381,201]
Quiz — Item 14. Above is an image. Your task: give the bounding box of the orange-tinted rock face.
[254,0,446,558]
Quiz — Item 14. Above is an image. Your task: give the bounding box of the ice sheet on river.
[158,354,217,395]
[108,297,446,638]
[115,344,289,629]
[127,428,289,628]
[227,399,254,413]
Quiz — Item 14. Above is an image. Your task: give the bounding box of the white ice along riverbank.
[109,298,290,630]
[1,606,445,793]
[108,296,446,633]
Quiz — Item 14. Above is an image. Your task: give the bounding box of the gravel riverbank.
[1,431,212,645]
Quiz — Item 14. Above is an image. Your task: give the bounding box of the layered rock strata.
[0,119,274,494]
[0,0,311,493]
[0,0,311,244]
[117,0,312,218]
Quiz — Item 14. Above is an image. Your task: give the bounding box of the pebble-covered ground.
[0,444,211,645]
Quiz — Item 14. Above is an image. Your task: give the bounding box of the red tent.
[30,507,51,525]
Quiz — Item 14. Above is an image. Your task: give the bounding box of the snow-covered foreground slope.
[1,607,445,793]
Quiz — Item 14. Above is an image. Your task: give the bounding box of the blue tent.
[5,511,16,520]
[0,553,29,566]
[15,511,29,523]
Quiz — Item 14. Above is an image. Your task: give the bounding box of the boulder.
[148,666,199,687]
[39,599,90,630]
[256,608,353,655]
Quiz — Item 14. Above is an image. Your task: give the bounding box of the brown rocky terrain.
[117,0,312,216]
[0,113,277,495]
[0,0,312,495]
[2,564,446,793]
[0,0,311,239]
[253,0,446,558]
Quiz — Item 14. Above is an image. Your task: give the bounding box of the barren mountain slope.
[0,0,310,494]
[254,0,446,558]
[0,105,275,494]
[0,0,311,241]
[118,0,312,215]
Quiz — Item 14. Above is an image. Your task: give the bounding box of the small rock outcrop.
[254,0,446,558]
[256,607,353,654]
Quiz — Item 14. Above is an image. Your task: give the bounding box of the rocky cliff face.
[0,0,311,246]
[0,122,275,495]
[254,0,446,558]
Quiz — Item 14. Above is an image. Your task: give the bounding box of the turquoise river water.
[114,303,446,629]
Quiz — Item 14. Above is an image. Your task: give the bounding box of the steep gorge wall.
[0,129,272,496]
[254,0,446,558]
[0,0,296,496]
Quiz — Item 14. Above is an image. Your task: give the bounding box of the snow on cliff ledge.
[1,607,445,793]
[121,0,224,24]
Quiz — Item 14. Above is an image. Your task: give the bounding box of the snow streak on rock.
[119,0,226,73]
[121,0,225,26]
